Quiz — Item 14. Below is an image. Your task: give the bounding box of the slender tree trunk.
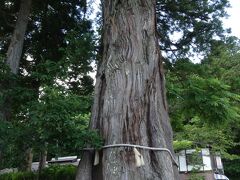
[26,148,33,171]
[76,0,178,179]
[6,0,32,74]
[0,150,2,168]
[20,148,33,171]
[38,150,47,172]
[0,0,31,121]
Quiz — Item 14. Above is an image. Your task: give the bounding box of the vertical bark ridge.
[76,0,178,179]
[6,0,32,74]
[0,0,32,121]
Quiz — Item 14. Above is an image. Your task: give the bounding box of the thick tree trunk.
[76,0,178,179]
[6,0,32,74]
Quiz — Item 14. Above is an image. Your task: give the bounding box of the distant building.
[31,156,80,171]
[176,148,229,180]
[48,156,79,165]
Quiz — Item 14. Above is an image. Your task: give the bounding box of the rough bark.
[26,148,33,171]
[20,148,33,171]
[76,0,178,179]
[6,0,32,74]
[38,150,47,172]
[0,0,31,121]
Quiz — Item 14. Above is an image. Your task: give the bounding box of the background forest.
[0,0,239,179]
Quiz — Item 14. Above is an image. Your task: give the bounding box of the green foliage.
[22,86,102,155]
[224,159,240,178]
[183,75,239,124]
[173,140,193,152]
[0,165,77,180]
[39,165,76,180]
[188,173,205,180]
[156,0,230,59]
[166,40,240,163]
[0,171,35,180]
[57,26,95,96]
[0,86,103,169]
[188,150,204,169]
[202,38,240,94]
[0,0,98,170]
[185,150,205,180]
[166,58,240,127]
[0,121,16,168]
[175,117,234,157]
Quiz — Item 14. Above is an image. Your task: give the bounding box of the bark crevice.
[76,0,178,179]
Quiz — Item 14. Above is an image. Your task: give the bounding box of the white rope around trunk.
[83,144,178,167]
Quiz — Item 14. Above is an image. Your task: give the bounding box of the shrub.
[0,165,77,180]
[39,165,77,180]
[0,171,36,180]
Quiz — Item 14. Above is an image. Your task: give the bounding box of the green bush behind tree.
[0,165,76,180]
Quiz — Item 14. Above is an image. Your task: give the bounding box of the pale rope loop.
[83,144,178,167]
